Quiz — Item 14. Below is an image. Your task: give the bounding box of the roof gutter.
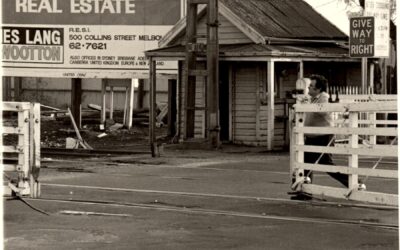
[264,36,348,45]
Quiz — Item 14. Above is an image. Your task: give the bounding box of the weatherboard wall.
[173,12,252,45]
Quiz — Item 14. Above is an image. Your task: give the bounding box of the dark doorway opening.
[219,63,230,141]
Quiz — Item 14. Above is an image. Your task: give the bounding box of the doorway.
[219,63,230,141]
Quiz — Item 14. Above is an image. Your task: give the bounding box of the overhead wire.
[314,0,337,9]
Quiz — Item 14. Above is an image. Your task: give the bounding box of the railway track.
[11,182,394,231]
[41,183,398,211]
[41,147,150,157]
[8,153,398,233]
[25,195,398,230]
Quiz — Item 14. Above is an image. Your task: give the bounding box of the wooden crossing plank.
[2,127,22,134]
[3,164,19,171]
[295,163,397,179]
[333,120,398,125]
[294,126,397,136]
[2,102,31,111]
[295,145,398,157]
[302,184,398,207]
[295,101,397,112]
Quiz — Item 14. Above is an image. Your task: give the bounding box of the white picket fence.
[1,102,41,197]
[329,85,375,96]
[290,100,398,206]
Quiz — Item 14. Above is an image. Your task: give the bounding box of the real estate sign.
[1,0,182,78]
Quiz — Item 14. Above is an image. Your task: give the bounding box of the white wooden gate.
[290,100,398,206]
[1,102,41,198]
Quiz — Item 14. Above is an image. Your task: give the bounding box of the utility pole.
[184,1,198,138]
[71,78,82,129]
[206,0,220,148]
[184,0,220,147]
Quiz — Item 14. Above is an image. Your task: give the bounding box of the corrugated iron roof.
[220,0,347,40]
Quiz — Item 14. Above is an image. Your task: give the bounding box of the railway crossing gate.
[2,102,41,198]
[290,98,398,206]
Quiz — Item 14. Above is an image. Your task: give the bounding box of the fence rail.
[1,102,41,198]
[290,99,398,206]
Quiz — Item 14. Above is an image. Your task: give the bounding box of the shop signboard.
[1,0,182,78]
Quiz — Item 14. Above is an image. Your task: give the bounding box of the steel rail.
[25,197,398,230]
[41,147,150,157]
[39,158,397,176]
[42,183,398,211]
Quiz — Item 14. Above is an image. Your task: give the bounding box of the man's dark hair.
[310,74,328,92]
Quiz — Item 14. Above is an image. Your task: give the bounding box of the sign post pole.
[361,58,368,93]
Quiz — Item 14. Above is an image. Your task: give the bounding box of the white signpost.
[364,0,391,58]
[349,0,391,93]
[1,0,181,78]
